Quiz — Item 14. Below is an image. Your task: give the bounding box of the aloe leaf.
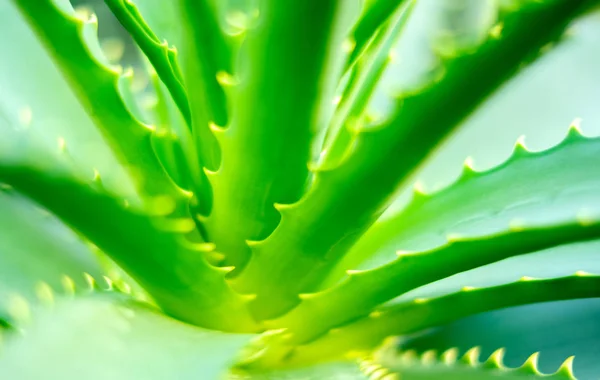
[366,346,576,379]
[234,0,596,320]
[317,125,600,300]
[146,72,194,192]
[319,1,414,167]
[145,69,205,202]
[125,0,183,47]
[0,1,122,175]
[0,155,259,332]
[177,0,230,173]
[0,91,251,331]
[231,361,369,379]
[265,126,600,344]
[205,0,357,268]
[346,0,411,71]
[104,0,191,126]
[281,273,600,367]
[0,294,250,379]
[11,0,175,198]
[402,299,600,379]
[0,190,103,326]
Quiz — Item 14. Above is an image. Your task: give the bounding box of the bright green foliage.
[1,0,599,378]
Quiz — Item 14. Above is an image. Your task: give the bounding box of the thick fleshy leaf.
[270,273,600,368]
[204,0,358,268]
[402,299,600,380]
[0,190,103,325]
[0,0,121,174]
[105,0,191,126]
[146,69,203,196]
[12,0,176,198]
[0,294,250,380]
[234,0,597,321]
[368,346,576,379]
[345,0,411,70]
[267,127,600,342]
[319,1,414,168]
[382,11,600,220]
[231,361,368,379]
[0,152,258,332]
[177,0,230,172]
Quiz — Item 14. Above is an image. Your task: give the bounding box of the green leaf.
[11,0,175,198]
[0,190,103,326]
[346,0,411,71]
[0,154,259,332]
[367,346,576,379]
[401,299,600,379]
[0,0,122,175]
[177,0,230,171]
[146,69,204,197]
[231,361,369,379]
[319,1,414,168]
[104,0,191,126]
[234,0,596,321]
[277,273,600,368]
[205,0,358,268]
[340,128,600,277]
[267,126,600,346]
[0,294,250,380]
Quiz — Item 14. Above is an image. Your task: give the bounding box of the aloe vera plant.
[1,0,600,378]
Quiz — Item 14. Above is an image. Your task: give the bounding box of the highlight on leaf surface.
[1,0,600,378]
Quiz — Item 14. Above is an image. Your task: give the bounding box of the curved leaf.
[336,124,600,275]
[105,0,191,126]
[234,0,596,321]
[278,273,600,368]
[0,294,249,380]
[402,299,600,379]
[177,0,230,174]
[346,0,411,70]
[12,0,176,198]
[0,0,122,175]
[368,346,576,379]
[0,190,103,325]
[319,1,414,168]
[205,0,357,268]
[0,154,259,332]
[231,361,368,379]
[268,127,600,342]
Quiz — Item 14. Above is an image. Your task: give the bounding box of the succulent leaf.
[346,0,411,71]
[230,361,369,379]
[0,191,103,326]
[400,298,600,379]
[234,0,597,321]
[0,158,259,332]
[281,273,600,367]
[205,0,358,268]
[366,345,577,379]
[104,0,191,126]
[11,0,175,199]
[177,0,230,173]
[0,294,250,380]
[264,127,600,342]
[319,0,414,168]
[1,0,599,377]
